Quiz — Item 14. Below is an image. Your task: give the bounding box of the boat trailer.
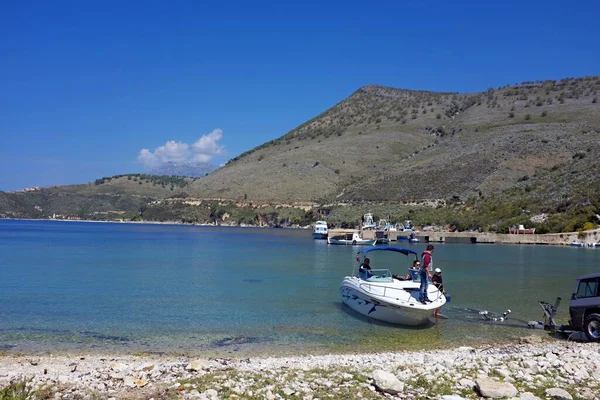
[527,297,570,331]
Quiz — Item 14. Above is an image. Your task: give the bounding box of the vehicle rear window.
[576,278,599,298]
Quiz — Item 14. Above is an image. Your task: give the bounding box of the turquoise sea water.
[1,220,598,356]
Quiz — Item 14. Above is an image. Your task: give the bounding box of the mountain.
[191,78,600,204]
[148,161,217,177]
[2,76,599,232]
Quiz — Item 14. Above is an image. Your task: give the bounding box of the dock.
[327,229,600,246]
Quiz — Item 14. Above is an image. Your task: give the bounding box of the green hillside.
[2,77,599,232]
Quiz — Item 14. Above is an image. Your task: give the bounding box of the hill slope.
[192,77,600,206]
[2,77,599,232]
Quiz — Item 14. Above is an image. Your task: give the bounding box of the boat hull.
[340,278,445,326]
[313,233,328,239]
[328,238,376,245]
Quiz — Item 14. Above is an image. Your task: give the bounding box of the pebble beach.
[1,337,599,400]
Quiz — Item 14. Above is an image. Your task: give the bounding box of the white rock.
[442,396,467,400]
[497,369,511,378]
[282,387,294,396]
[372,370,404,395]
[200,388,219,400]
[510,392,542,400]
[123,376,136,388]
[475,378,518,398]
[545,387,573,400]
[136,362,155,372]
[187,359,209,371]
[110,363,128,372]
[458,378,475,388]
[574,368,589,380]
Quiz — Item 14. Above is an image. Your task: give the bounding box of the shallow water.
[0,220,598,356]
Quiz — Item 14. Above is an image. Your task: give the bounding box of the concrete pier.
[327,228,600,246]
[419,230,599,245]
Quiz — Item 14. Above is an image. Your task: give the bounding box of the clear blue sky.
[1,0,598,191]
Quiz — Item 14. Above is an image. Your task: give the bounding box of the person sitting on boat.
[358,257,373,280]
[393,260,420,281]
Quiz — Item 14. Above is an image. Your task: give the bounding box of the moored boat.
[328,231,376,246]
[340,246,446,325]
[362,213,377,230]
[313,221,328,239]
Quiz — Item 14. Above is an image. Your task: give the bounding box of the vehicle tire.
[584,313,600,342]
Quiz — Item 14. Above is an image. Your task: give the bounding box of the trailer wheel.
[584,313,600,342]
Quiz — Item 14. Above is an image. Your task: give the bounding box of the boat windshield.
[363,269,393,282]
[407,268,432,283]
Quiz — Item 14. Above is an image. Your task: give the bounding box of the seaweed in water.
[212,336,259,347]
[79,331,130,342]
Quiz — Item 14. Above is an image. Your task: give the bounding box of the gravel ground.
[1,337,599,399]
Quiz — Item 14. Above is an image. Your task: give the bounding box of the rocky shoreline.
[1,338,598,399]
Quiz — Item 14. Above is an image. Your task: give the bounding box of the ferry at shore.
[312,221,328,239]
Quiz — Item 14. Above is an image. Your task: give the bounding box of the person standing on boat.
[419,245,434,304]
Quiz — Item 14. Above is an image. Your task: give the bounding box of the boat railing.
[358,282,408,300]
[356,268,444,302]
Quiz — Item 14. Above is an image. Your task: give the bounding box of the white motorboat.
[328,231,376,246]
[362,213,377,230]
[569,241,584,248]
[313,221,328,239]
[340,246,446,326]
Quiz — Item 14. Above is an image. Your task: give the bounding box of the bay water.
[1,220,598,356]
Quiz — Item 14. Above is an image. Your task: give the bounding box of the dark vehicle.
[569,273,600,342]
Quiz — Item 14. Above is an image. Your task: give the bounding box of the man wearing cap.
[432,268,445,317]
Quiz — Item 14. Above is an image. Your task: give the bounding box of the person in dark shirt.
[432,268,444,292]
[432,268,445,317]
[393,259,420,281]
[358,257,373,280]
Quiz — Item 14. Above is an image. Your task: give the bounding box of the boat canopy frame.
[357,246,418,257]
[354,246,419,277]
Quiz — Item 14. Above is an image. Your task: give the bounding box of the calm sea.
[1,220,598,356]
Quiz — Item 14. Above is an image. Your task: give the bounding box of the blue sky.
[1,0,598,191]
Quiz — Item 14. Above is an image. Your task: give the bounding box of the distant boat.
[362,213,377,230]
[569,241,584,248]
[313,221,328,240]
[328,231,376,246]
[509,224,536,234]
[397,232,419,243]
